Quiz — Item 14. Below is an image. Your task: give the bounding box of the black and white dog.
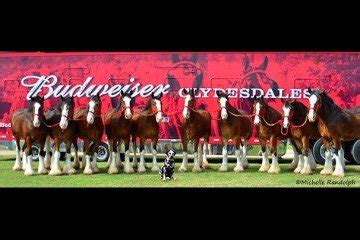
[159,150,176,181]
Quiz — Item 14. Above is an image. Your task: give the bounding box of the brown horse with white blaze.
[73,94,104,175]
[253,96,299,173]
[216,91,252,172]
[105,90,134,174]
[307,89,360,177]
[130,92,163,173]
[11,96,49,175]
[45,96,77,175]
[178,88,211,173]
[281,99,319,174]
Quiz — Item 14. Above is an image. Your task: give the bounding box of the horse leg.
[72,140,80,170]
[192,138,201,172]
[320,138,334,175]
[151,139,160,172]
[24,137,35,176]
[308,151,317,170]
[299,137,312,175]
[218,140,228,172]
[332,140,345,177]
[234,138,244,173]
[106,139,114,169]
[116,141,124,168]
[268,136,280,174]
[108,139,118,174]
[123,137,134,174]
[288,139,299,170]
[49,138,62,176]
[37,138,49,174]
[83,139,93,175]
[241,139,249,169]
[131,140,138,168]
[259,138,270,172]
[63,141,76,175]
[22,140,27,171]
[201,137,211,169]
[44,135,51,170]
[13,138,22,171]
[91,141,100,173]
[293,140,304,173]
[178,137,189,173]
[137,138,146,173]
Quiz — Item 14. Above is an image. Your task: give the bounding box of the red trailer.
[0,52,359,163]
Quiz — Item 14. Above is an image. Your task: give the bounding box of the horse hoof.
[137,166,146,173]
[38,169,49,175]
[201,163,212,169]
[108,166,119,174]
[116,162,124,168]
[49,169,62,176]
[24,170,35,176]
[63,168,76,175]
[259,165,270,172]
[151,166,160,172]
[218,165,228,172]
[300,167,312,175]
[332,171,345,177]
[83,168,93,175]
[267,167,281,174]
[92,166,100,173]
[13,165,22,171]
[234,166,244,173]
[124,167,135,174]
[192,167,202,173]
[320,168,333,175]
[178,166,187,173]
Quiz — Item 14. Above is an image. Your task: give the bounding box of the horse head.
[306,88,325,122]
[59,96,75,130]
[150,91,163,123]
[253,95,268,125]
[87,93,101,124]
[281,98,296,128]
[182,88,197,120]
[216,90,229,120]
[120,90,134,120]
[30,96,44,128]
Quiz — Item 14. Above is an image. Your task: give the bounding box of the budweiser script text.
[21,75,310,99]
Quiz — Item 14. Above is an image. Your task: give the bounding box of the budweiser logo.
[21,75,310,99]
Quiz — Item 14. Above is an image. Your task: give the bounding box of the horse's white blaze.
[182,94,191,119]
[87,100,96,124]
[60,103,69,129]
[282,105,291,128]
[123,96,132,119]
[154,99,163,123]
[33,102,41,127]
[219,97,228,119]
[254,102,261,125]
[308,94,318,122]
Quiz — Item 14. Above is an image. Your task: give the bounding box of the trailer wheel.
[312,139,335,165]
[343,141,356,164]
[97,142,110,162]
[31,144,40,161]
[351,140,360,164]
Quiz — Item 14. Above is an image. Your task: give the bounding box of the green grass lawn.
[1,155,360,187]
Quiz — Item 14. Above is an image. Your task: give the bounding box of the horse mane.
[226,101,241,115]
[142,98,152,111]
[319,92,342,117]
[289,101,308,124]
[264,104,282,121]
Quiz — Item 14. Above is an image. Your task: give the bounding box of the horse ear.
[60,95,65,101]
[157,92,163,99]
[151,91,155,98]
[128,90,134,97]
[216,90,221,97]
[193,88,198,96]
[120,90,124,96]
[243,56,251,72]
[280,98,286,103]
[182,88,188,95]
[258,56,269,70]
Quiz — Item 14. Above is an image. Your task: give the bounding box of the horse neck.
[317,95,343,124]
[291,102,307,125]
[225,101,239,120]
[264,105,281,122]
